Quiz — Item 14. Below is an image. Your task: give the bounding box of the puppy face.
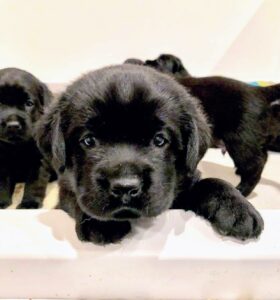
[37,65,210,221]
[145,54,190,77]
[0,68,51,144]
[69,99,178,221]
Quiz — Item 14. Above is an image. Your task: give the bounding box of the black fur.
[124,58,145,66]
[143,54,280,196]
[0,68,53,209]
[145,54,190,77]
[37,65,263,244]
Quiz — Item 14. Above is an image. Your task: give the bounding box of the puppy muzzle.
[0,112,30,143]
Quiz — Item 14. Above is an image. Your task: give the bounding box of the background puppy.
[37,65,263,244]
[146,54,190,77]
[268,99,280,151]
[142,54,280,196]
[0,67,53,208]
[124,58,145,65]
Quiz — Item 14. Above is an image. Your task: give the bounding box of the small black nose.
[6,121,22,131]
[110,177,142,201]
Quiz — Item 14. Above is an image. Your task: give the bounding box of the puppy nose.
[110,177,142,201]
[6,120,22,131]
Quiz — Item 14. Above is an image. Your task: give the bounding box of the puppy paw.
[17,197,42,209]
[191,178,264,241]
[212,200,264,240]
[76,217,131,245]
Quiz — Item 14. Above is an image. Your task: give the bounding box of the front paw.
[76,217,131,245]
[17,196,42,209]
[212,199,264,240]
[191,178,264,241]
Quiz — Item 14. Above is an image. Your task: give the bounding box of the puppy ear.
[37,82,53,111]
[174,59,188,76]
[36,104,66,174]
[183,112,211,175]
[145,60,157,68]
[183,117,199,174]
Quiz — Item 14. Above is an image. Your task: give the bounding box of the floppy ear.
[172,59,181,74]
[183,117,199,174]
[145,59,158,68]
[173,59,189,76]
[36,104,66,174]
[183,112,211,175]
[37,82,53,111]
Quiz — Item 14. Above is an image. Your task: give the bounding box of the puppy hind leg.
[223,139,267,197]
[235,155,266,197]
[187,178,264,240]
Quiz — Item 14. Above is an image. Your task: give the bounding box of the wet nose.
[110,177,142,201]
[6,120,22,131]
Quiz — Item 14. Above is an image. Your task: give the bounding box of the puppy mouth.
[1,134,28,144]
[112,207,142,220]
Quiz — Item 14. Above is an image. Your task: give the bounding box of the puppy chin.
[111,207,142,220]
[77,203,142,222]
[0,128,32,143]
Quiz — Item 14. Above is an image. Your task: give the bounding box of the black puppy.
[143,54,280,196]
[0,68,53,208]
[37,65,263,244]
[268,99,280,151]
[146,54,190,77]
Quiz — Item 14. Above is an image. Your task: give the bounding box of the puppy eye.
[25,99,34,107]
[153,133,169,147]
[80,135,96,148]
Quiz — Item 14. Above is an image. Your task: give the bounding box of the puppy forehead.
[60,65,204,145]
[0,85,30,105]
[89,97,163,139]
[0,68,42,99]
[64,66,183,131]
[66,85,168,140]
[66,64,184,103]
